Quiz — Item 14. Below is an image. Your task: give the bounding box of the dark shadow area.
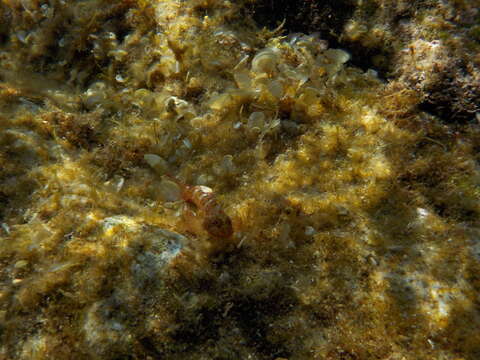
[229,292,296,359]
[419,72,480,124]
[246,0,353,39]
[245,0,391,77]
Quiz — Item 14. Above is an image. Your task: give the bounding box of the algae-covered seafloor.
[1,0,480,359]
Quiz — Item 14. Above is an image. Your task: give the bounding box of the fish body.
[167,175,233,239]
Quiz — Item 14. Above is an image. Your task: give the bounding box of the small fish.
[167,175,233,239]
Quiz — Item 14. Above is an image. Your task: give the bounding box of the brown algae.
[0,0,480,359]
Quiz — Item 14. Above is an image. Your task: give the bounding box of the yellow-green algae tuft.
[0,0,480,359]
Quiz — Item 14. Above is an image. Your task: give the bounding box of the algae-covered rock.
[249,0,480,123]
[0,1,479,359]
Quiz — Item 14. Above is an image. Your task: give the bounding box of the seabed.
[0,1,480,359]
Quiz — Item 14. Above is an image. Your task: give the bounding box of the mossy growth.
[0,0,479,359]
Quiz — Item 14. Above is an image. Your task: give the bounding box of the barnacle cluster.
[1,0,480,359]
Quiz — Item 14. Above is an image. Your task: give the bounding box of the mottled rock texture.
[0,1,479,359]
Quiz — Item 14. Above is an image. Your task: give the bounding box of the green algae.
[0,1,480,359]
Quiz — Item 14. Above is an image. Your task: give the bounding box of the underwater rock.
[0,0,479,359]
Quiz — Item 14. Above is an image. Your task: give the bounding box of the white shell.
[144,154,168,175]
[251,48,279,74]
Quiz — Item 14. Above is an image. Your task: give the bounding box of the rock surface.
[0,1,479,359]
